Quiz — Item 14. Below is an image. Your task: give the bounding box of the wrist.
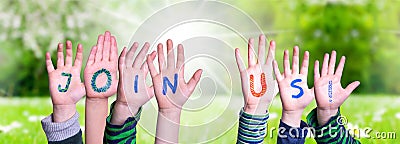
[244,104,268,115]
[316,108,338,126]
[52,104,77,123]
[281,109,303,127]
[110,101,139,125]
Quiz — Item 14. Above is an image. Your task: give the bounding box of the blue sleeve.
[276,120,308,144]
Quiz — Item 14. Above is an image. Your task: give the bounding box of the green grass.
[0,95,399,143]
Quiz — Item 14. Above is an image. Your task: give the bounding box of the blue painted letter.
[134,75,138,93]
[58,72,72,92]
[162,74,178,95]
[290,79,304,98]
[91,68,112,93]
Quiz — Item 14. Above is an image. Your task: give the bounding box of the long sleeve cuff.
[104,101,142,144]
[276,120,308,144]
[41,111,81,142]
[306,107,361,144]
[237,107,269,144]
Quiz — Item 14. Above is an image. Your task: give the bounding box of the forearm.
[244,104,268,115]
[155,109,182,144]
[104,101,141,144]
[85,98,108,144]
[316,108,338,126]
[110,101,139,125]
[281,109,303,127]
[53,105,77,123]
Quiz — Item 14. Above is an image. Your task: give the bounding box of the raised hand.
[147,39,202,143]
[110,42,154,124]
[273,46,314,127]
[147,39,202,111]
[314,51,360,125]
[46,41,85,122]
[84,31,118,98]
[84,31,119,144]
[235,35,278,114]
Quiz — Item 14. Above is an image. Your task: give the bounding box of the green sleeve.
[103,102,142,144]
[306,108,361,144]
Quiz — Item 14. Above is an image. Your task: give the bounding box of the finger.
[266,40,276,65]
[147,85,155,98]
[87,46,97,66]
[157,43,165,71]
[187,69,203,94]
[46,52,55,73]
[314,60,320,81]
[133,42,150,68]
[321,53,329,76]
[166,39,175,69]
[118,47,127,70]
[73,44,83,68]
[328,51,336,75]
[235,48,246,72]
[292,46,299,74]
[345,81,360,96]
[126,42,138,66]
[300,51,310,75]
[103,31,111,61]
[257,34,266,64]
[248,38,256,67]
[56,43,64,68]
[272,60,283,81]
[176,44,185,70]
[283,50,291,77]
[95,34,104,62]
[110,36,118,62]
[65,41,73,67]
[335,56,346,78]
[141,62,149,74]
[147,51,158,77]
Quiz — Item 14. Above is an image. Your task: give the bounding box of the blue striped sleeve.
[237,108,269,144]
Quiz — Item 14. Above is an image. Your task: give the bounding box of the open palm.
[46,41,85,105]
[235,35,278,114]
[314,51,360,110]
[117,42,154,113]
[84,31,118,98]
[273,47,314,112]
[147,39,202,110]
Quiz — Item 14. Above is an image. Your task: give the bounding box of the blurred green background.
[0,0,399,143]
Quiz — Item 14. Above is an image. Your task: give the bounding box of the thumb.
[344,81,360,95]
[187,69,203,93]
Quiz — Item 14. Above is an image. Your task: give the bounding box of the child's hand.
[84,31,118,98]
[273,46,313,127]
[147,39,202,112]
[147,39,202,143]
[46,41,85,122]
[314,51,360,125]
[234,35,278,114]
[111,42,154,124]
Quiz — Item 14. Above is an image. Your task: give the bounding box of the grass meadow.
[0,95,399,143]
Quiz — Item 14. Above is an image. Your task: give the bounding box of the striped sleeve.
[306,108,361,144]
[236,108,269,144]
[104,102,142,144]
